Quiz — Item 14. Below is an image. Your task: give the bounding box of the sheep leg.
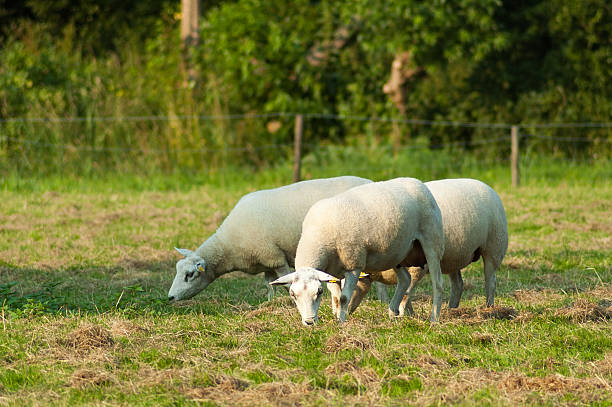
[422,245,444,322]
[399,266,427,316]
[483,255,496,307]
[264,265,291,300]
[348,276,372,315]
[388,267,411,318]
[338,270,360,323]
[448,270,463,308]
[327,281,342,318]
[264,270,279,301]
[374,281,390,303]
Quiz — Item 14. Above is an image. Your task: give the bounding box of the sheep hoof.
[388,308,400,318]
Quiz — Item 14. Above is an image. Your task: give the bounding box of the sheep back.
[425,178,508,272]
[209,176,372,270]
[296,177,444,275]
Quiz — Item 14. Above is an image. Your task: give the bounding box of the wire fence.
[1,112,610,185]
[1,112,610,154]
[2,112,611,129]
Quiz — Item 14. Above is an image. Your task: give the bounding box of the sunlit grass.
[0,161,610,405]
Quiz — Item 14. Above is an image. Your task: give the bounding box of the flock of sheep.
[168,176,508,325]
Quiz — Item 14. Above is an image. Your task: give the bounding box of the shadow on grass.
[370,248,610,305]
[1,248,608,319]
[0,260,272,317]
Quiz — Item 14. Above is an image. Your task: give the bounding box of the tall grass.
[2,142,609,194]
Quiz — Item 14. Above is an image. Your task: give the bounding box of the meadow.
[0,155,611,406]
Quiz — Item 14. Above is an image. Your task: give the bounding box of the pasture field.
[0,165,611,406]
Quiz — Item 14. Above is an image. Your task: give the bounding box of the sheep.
[342,178,508,315]
[270,177,445,325]
[167,176,372,302]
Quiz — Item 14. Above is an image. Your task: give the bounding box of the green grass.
[0,159,610,406]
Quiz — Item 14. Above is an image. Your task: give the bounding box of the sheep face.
[168,248,214,301]
[270,267,336,326]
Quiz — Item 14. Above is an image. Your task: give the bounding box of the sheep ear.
[270,272,296,286]
[175,247,195,257]
[316,271,338,282]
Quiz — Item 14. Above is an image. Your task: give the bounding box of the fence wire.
[1,113,610,153]
[1,112,611,129]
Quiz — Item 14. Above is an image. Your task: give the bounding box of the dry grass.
[185,375,313,407]
[512,289,563,305]
[554,298,612,322]
[69,368,115,388]
[1,181,610,406]
[324,331,373,353]
[442,305,519,325]
[58,323,114,352]
[417,365,611,405]
[324,360,380,386]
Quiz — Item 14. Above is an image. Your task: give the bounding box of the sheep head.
[270,267,336,326]
[168,248,215,302]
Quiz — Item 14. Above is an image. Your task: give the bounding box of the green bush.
[0,0,609,177]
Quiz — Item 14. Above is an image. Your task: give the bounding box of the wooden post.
[181,0,200,49]
[293,114,303,183]
[181,0,199,84]
[511,125,520,187]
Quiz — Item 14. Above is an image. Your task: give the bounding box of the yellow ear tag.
[327,273,369,284]
[198,265,205,272]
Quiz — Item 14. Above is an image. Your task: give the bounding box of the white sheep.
[344,178,508,314]
[270,177,445,325]
[167,176,372,302]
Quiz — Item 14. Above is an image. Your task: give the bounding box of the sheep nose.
[168,296,175,302]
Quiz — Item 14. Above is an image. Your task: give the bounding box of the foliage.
[0,0,184,53]
[0,0,610,177]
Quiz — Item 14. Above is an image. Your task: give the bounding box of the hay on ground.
[554,298,611,322]
[443,306,518,324]
[512,289,563,306]
[324,332,372,353]
[60,323,114,351]
[69,368,114,387]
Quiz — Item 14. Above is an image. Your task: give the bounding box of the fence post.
[293,114,304,183]
[181,0,199,84]
[181,0,200,49]
[511,125,520,187]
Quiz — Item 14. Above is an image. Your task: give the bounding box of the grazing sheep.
[270,177,445,325]
[344,178,508,314]
[167,176,372,302]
